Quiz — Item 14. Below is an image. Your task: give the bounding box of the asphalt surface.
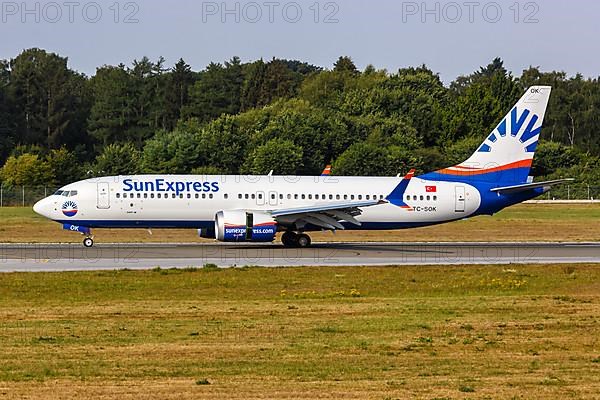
[1,242,599,271]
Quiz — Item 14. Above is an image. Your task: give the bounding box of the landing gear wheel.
[296,234,311,248]
[83,237,94,248]
[281,231,298,247]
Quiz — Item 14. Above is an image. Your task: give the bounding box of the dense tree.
[185,58,244,122]
[87,65,133,147]
[46,147,83,185]
[140,127,202,173]
[88,57,169,149]
[332,142,390,176]
[333,56,358,75]
[93,143,140,175]
[8,49,90,150]
[199,115,250,174]
[0,59,13,164]
[164,59,195,130]
[243,138,303,175]
[1,153,53,186]
[241,58,303,111]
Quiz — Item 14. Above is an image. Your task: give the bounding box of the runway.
[1,242,599,272]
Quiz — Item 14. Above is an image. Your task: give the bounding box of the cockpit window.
[55,190,78,197]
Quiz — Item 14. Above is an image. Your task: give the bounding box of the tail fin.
[426,86,551,185]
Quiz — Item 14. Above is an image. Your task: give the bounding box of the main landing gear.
[83,236,94,248]
[281,231,312,248]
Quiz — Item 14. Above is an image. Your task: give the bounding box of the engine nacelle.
[215,210,277,242]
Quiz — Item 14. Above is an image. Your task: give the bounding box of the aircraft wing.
[269,200,385,230]
[490,178,574,195]
[267,169,415,231]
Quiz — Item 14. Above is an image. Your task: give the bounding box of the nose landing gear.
[83,237,94,248]
[281,231,312,248]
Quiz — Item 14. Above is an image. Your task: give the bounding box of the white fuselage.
[34,174,482,230]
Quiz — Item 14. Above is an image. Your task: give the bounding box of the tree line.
[0,48,599,197]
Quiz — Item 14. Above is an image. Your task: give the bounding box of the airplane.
[34,86,572,248]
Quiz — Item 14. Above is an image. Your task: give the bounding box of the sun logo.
[478,107,542,154]
[61,200,78,217]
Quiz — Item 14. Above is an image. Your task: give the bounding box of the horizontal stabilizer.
[490,178,574,194]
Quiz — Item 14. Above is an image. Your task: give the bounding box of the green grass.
[1,264,600,399]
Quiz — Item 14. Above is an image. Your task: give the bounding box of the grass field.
[0,203,599,243]
[1,264,600,399]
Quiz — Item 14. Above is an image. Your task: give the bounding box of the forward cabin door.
[454,186,465,213]
[97,182,110,209]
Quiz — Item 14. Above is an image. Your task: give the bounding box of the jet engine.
[215,210,277,242]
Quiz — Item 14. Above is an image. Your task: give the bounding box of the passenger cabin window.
[116,193,120,198]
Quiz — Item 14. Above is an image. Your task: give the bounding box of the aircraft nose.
[33,197,51,218]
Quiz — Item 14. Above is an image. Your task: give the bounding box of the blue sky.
[1,0,598,83]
